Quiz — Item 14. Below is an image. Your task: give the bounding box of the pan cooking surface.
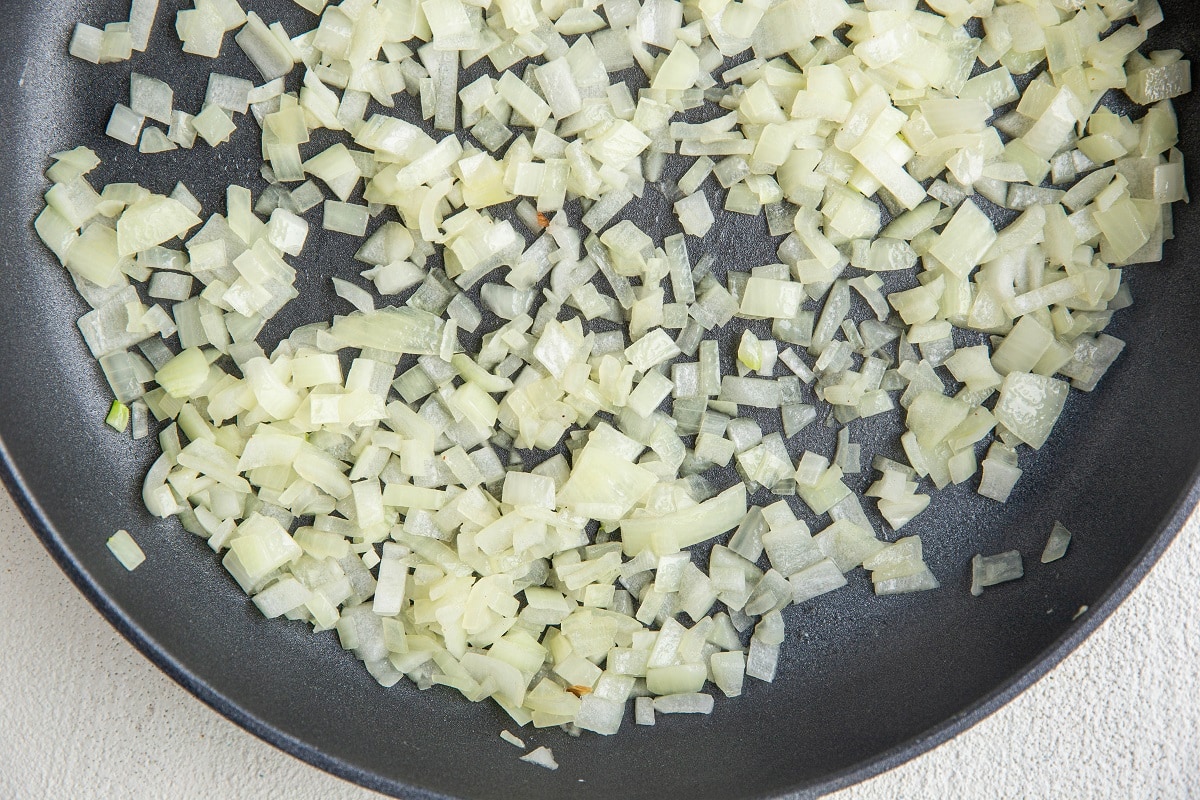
[1,2,1198,798]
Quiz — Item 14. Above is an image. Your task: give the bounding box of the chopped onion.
[520,746,559,770]
[1041,522,1072,564]
[192,103,237,146]
[106,104,145,146]
[41,0,1194,740]
[970,551,1025,596]
[107,530,146,571]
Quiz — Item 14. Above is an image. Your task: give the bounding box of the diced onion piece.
[323,201,370,236]
[69,24,105,64]
[107,530,146,571]
[117,195,202,257]
[970,551,1024,596]
[106,104,145,146]
[993,373,1069,450]
[1041,522,1072,564]
[653,693,714,714]
[193,104,238,147]
[155,347,210,399]
[131,73,174,124]
[520,746,559,770]
[674,192,714,237]
[128,0,160,52]
[236,12,296,81]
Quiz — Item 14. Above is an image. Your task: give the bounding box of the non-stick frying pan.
[2,2,1197,798]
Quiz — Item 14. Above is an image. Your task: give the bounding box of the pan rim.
[3,431,1196,800]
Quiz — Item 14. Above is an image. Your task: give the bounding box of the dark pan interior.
[1,2,1199,798]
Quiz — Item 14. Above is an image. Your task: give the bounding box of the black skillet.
[1,1,1197,797]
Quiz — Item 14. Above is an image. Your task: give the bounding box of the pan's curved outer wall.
[0,3,1197,799]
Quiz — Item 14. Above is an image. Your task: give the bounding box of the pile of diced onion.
[37,0,1190,736]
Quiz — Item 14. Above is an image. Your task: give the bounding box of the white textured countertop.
[1,484,1197,800]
